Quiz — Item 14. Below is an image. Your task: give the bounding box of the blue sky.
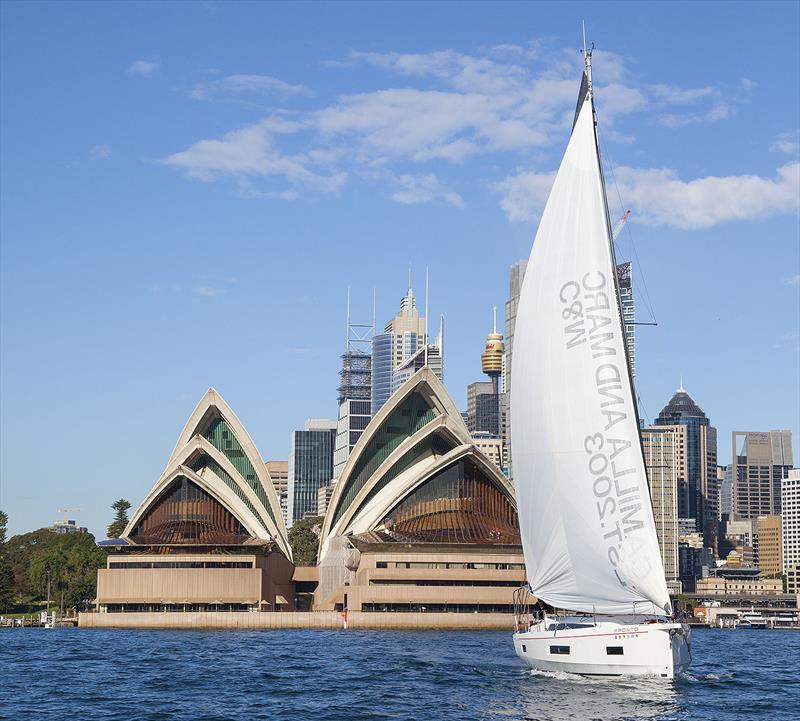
[1,1,798,537]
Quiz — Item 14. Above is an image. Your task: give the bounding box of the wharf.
[78,610,513,630]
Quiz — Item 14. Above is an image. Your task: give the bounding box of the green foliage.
[2,529,107,611]
[0,509,13,611]
[288,516,323,566]
[674,593,693,613]
[107,499,131,539]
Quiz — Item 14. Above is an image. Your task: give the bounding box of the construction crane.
[57,507,80,523]
[611,209,631,241]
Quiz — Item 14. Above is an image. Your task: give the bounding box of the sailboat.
[510,41,691,678]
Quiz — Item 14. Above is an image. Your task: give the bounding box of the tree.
[106,499,131,539]
[0,510,14,611]
[3,528,107,611]
[288,516,323,566]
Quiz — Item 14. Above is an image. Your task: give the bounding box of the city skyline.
[1,1,799,537]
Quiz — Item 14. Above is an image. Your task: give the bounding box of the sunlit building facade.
[316,368,524,612]
[95,389,295,613]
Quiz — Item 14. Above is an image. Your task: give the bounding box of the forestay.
[511,84,671,616]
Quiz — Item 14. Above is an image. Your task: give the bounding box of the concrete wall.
[79,611,513,630]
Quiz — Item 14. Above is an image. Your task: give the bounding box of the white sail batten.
[511,89,671,616]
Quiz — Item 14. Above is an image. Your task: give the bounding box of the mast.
[586,38,648,444]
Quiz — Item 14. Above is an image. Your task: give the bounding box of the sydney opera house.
[95,369,524,616]
[95,389,296,612]
[315,369,524,612]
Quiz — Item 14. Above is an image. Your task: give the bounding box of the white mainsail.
[511,75,671,616]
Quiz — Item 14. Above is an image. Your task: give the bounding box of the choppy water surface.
[2,628,798,720]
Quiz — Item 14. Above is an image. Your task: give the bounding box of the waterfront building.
[678,543,713,592]
[678,518,697,536]
[641,425,683,591]
[371,285,428,415]
[655,385,718,547]
[287,420,337,526]
[782,469,800,594]
[49,519,88,534]
[694,575,783,597]
[266,460,289,527]
[94,389,294,612]
[731,430,793,518]
[616,262,636,378]
[316,368,524,612]
[754,515,783,577]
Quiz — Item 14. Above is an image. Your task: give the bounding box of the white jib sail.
[511,88,671,617]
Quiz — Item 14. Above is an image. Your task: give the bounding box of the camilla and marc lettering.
[559,271,650,589]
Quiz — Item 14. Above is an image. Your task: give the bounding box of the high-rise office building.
[372,284,443,414]
[503,260,527,397]
[390,320,443,394]
[266,460,289,527]
[616,262,635,378]
[754,515,783,577]
[782,469,800,594]
[731,430,793,518]
[333,302,373,480]
[287,420,337,526]
[641,425,684,591]
[655,385,718,547]
[503,260,527,482]
[718,465,730,519]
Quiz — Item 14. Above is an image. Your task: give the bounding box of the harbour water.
[2,628,798,720]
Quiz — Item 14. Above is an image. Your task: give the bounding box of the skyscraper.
[503,261,527,481]
[655,385,718,547]
[333,298,373,480]
[641,424,684,592]
[616,262,635,378]
[731,430,793,518]
[782,469,800,594]
[371,283,441,415]
[287,419,337,526]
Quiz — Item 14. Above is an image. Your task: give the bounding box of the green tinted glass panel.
[205,417,277,525]
[332,391,437,527]
[348,432,457,524]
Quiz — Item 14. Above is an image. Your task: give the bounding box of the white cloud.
[390,173,464,207]
[772,131,800,156]
[786,274,800,287]
[191,74,312,100]
[497,162,800,229]
[89,144,111,160]
[195,286,220,297]
[160,119,346,194]
[493,170,556,222]
[612,161,800,229]
[129,59,160,77]
[162,39,776,213]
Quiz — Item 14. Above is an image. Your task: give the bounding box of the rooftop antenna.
[492,305,497,334]
[345,287,351,352]
[678,375,685,393]
[372,287,376,336]
[408,264,412,292]
[424,267,429,366]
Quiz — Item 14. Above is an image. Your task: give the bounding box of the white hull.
[513,617,691,679]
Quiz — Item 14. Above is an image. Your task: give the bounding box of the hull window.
[606,646,624,655]
[549,646,570,655]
